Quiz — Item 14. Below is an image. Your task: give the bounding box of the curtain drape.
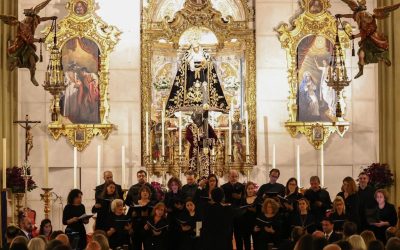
[377,0,400,205]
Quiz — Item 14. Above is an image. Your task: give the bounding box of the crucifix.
[14,115,41,162]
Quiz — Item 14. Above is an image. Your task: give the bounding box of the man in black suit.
[221,170,244,250]
[357,172,376,231]
[304,176,332,225]
[125,170,157,206]
[95,171,124,199]
[256,169,285,201]
[181,170,198,200]
[322,217,342,243]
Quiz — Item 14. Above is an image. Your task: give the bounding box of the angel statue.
[0,0,57,86]
[336,0,400,78]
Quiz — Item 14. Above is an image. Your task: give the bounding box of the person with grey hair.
[221,170,244,250]
[304,176,332,225]
[106,199,132,249]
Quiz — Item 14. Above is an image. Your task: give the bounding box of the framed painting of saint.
[277,0,352,149]
[43,0,121,151]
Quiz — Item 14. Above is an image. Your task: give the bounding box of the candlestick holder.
[144,155,151,165]
[41,188,53,219]
[245,154,250,164]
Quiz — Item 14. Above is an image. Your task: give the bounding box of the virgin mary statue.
[165,43,229,117]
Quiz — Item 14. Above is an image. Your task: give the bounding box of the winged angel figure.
[0,0,57,86]
[336,0,400,78]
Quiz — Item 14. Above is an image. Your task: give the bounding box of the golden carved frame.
[43,0,121,151]
[276,0,352,149]
[141,0,256,175]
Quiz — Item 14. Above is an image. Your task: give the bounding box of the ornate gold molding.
[276,0,352,149]
[43,0,121,151]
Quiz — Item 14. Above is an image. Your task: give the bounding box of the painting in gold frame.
[43,0,121,151]
[141,0,256,176]
[277,0,352,149]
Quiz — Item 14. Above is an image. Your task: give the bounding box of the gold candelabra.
[41,188,53,219]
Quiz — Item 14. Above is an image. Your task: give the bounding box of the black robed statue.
[165,43,228,116]
[165,43,228,177]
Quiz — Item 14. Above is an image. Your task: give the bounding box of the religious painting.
[74,1,88,15]
[277,0,352,149]
[141,0,255,176]
[43,0,121,151]
[61,37,100,124]
[297,35,336,123]
[309,0,324,14]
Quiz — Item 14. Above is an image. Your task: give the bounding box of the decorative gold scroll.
[43,0,121,151]
[141,0,256,176]
[276,0,352,149]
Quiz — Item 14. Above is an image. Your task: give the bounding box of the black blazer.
[327,231,342,243]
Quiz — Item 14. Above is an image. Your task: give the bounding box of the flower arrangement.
[6,166,37,193]
[362,163,394,189]
[151,181,165,201]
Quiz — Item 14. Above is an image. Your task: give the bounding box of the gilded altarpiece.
[277,0,352,149]
[43,0,121,151]
[141,0,256,177]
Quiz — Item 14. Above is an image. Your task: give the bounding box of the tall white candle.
[296,145,301,187]
[272,144,276,169]
[44,138,49,188]
[179,112,182,155]
[161,103,165,156]
[228,111,232,155]
[146,112,149,156]
[97,145,101,186]
[321,144,325,187]
[3,138,6,189]
[73,147,77,189]
[245,110,250,156]
[121,145,126,189]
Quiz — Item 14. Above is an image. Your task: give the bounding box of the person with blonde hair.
[144,202,168,250]
[348,234,367,250]
[329,196,347,232]
[337,176,360,226]
[92,233,109,250]
[360,230,376,248]
[253,198,281,249]
[27,238,46,250]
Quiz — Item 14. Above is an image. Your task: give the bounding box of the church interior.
[1,0,400,249]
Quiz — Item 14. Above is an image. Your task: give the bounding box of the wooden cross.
[14,115,41,162]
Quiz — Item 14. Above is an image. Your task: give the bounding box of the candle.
[73,147,77,189]
[161,102,165,156]
[121,145,126,189]
[296,145,301,187]
[146,112,149,156]
[97,145,101,186]
[44,138,49,188]
[179,112,182,155]
[3,138,6,189]
[228,111,232,155]
[321,144,324,187]
[245,110,250,156]
[272,144,276,169]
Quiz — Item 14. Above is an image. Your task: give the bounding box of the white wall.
[14,0,379,232]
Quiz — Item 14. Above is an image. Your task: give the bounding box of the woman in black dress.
[177,198,201,250]
[291,198,316,234]
[237,181,258,250]
[144,202,169,250]
[329,196,347,232]
[63,189,89,250]
[370,189,398,243]
[253,198,282,249]
[106,199,132,249]
[282,178,303,238]
[164,177,185,250]
[92,181,120,231]
[195,174,218,217]
[336,177,360,226]
[131,185,154,250]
